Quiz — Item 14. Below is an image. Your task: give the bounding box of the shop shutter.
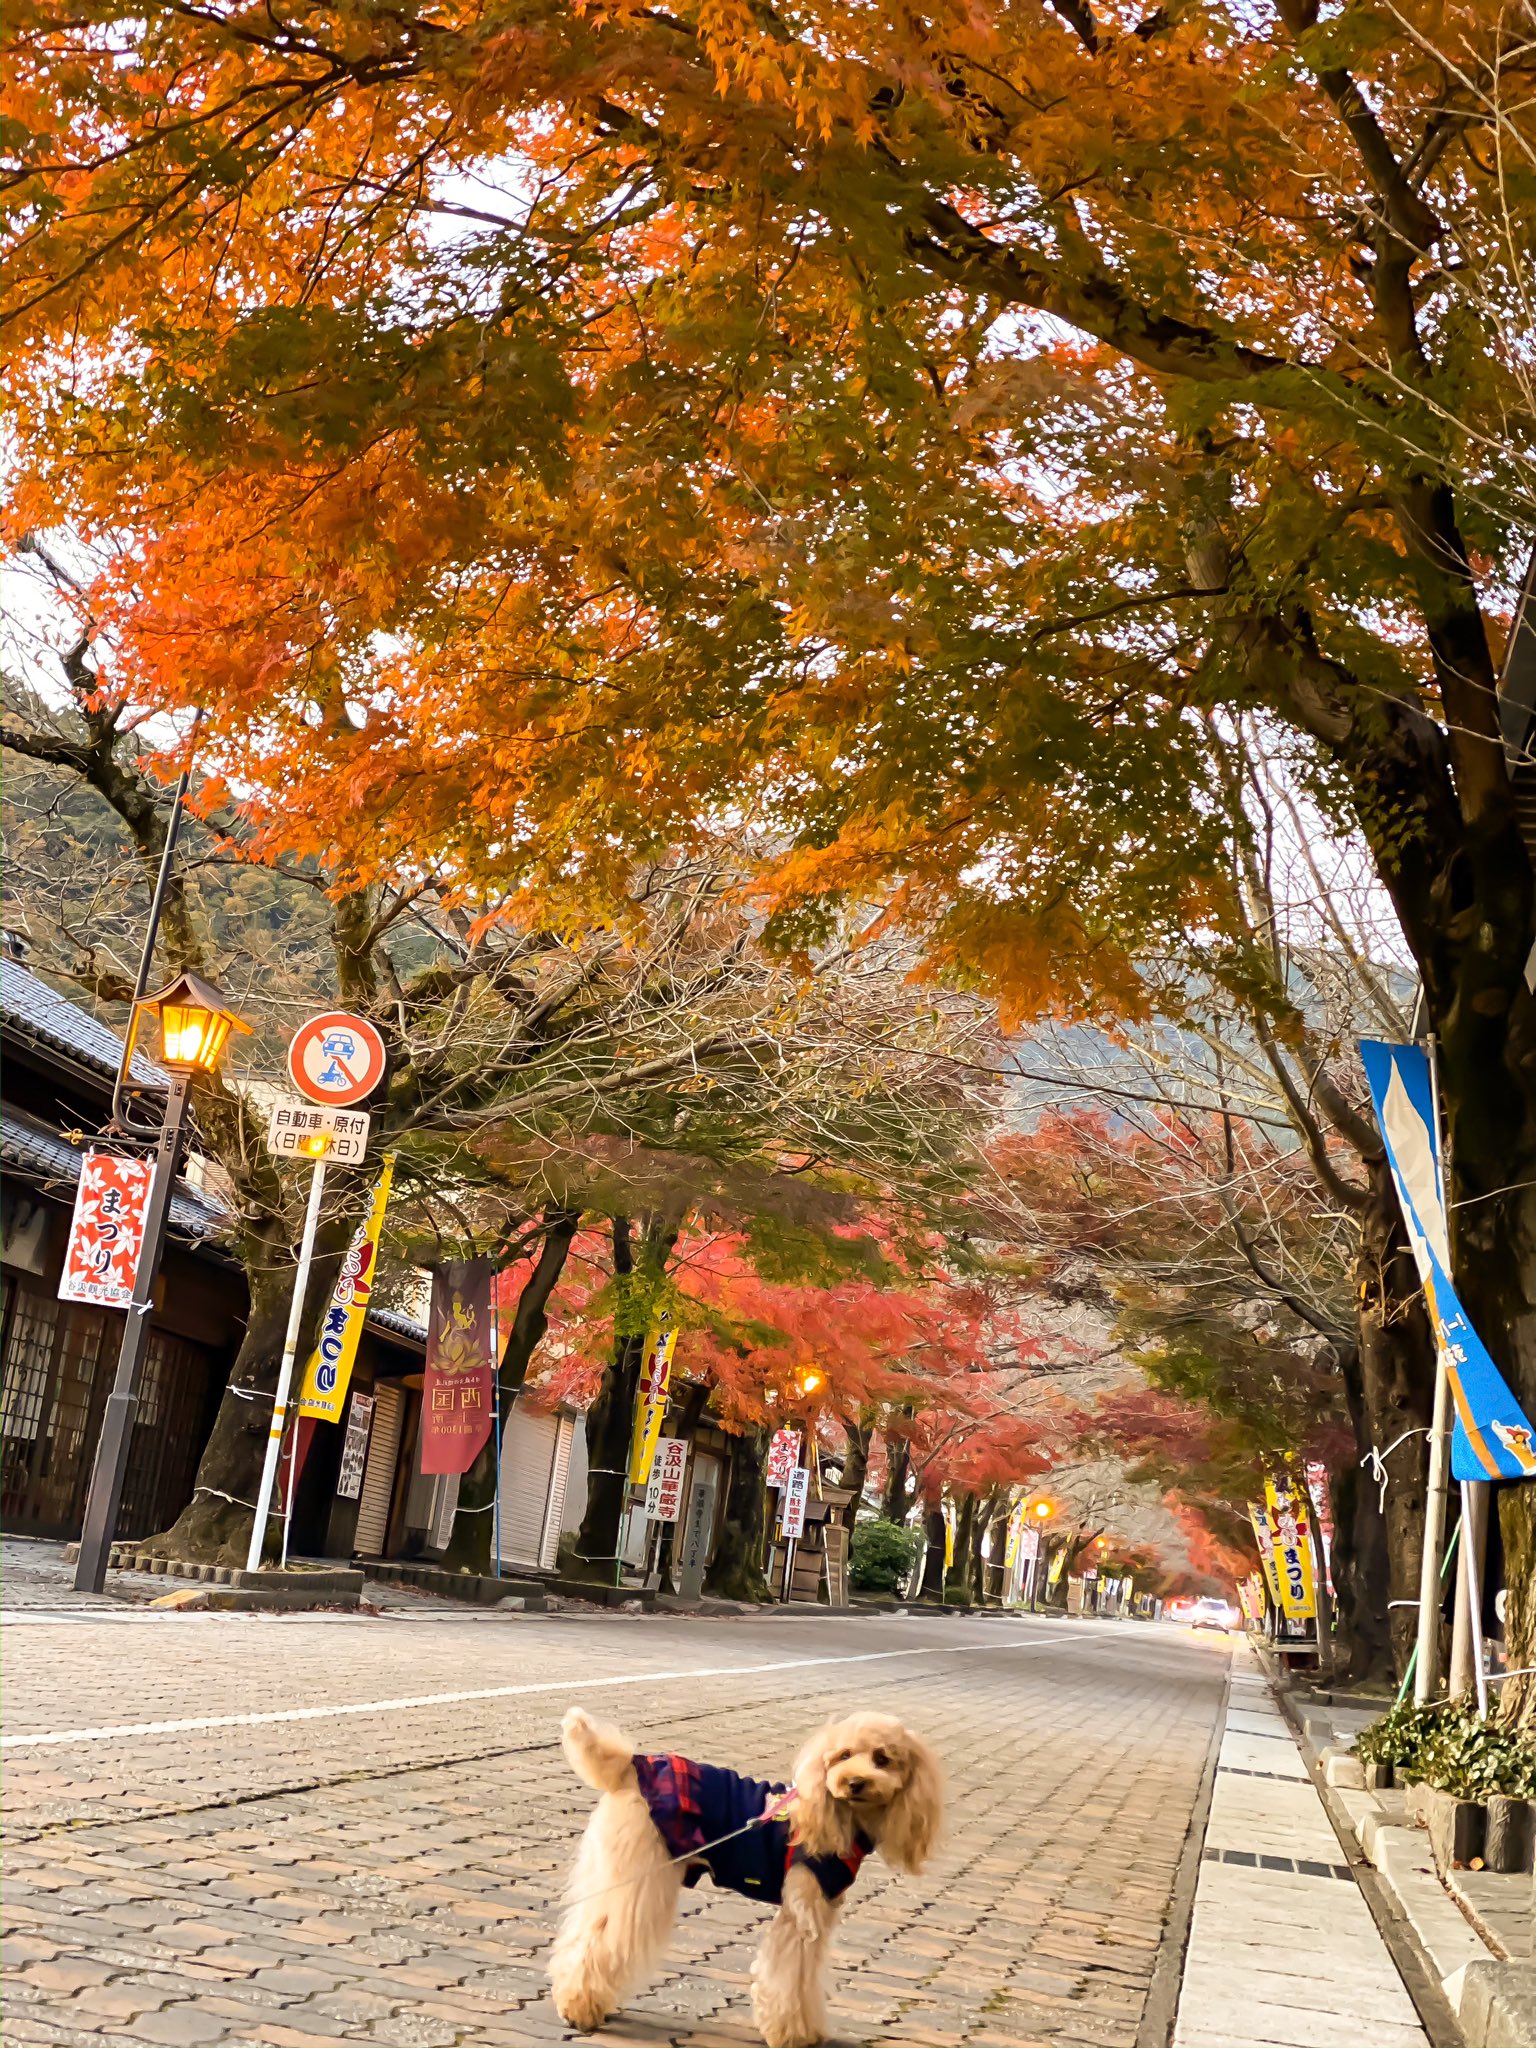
[353,1382,405,1556]
[539,1415,575,1570]
[497,1401,560,1569]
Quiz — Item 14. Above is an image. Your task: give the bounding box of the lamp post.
[74,973,250,1594]
[1025,1499,1053,1610]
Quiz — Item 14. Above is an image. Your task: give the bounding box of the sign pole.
[246,1155,328,1573]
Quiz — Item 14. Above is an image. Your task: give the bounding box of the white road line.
[2,1634,1085,1750]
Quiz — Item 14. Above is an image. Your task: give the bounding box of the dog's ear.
[878,1730,943,1874]
[791,1722,852,1856]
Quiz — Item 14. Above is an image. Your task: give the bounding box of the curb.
[1135,1647,1231,2048]
[1274,1672,1534,2048]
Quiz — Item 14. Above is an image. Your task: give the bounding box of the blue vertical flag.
[1359,1041,1536,1482]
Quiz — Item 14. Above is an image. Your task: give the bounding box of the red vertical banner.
[420,1259,496,1476]
[59,1150,154,1307]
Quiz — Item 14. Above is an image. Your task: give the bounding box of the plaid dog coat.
[633,1752,872,1906]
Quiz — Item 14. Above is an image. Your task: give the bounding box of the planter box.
[1485,1794,1536,1874]
[1408,1781,1488,1871]
[1363,1761,1395,1791]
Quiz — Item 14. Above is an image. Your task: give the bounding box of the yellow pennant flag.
[297,1157,395,1423]
[627,1316,677,1484]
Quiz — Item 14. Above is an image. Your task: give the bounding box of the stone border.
[1269,1663,1534,2048]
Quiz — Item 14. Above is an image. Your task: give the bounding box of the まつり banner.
[1264,1476,1318,1624]
[297,1158,395,1424]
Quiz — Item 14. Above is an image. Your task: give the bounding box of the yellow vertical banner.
[1247,1501,1284,1607]
[297,1156,396,1423]
[627,1317,677,1485]
[1264,1475,1318,1623]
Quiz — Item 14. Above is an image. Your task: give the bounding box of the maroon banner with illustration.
[420,1259,495,1475]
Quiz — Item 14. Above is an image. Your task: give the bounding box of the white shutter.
[430,1473,460,1551]
[353,1382,405,1556]
[497,1401,560,1569]
[539,1414,575,1570]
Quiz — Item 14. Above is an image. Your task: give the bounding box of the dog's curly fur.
[549,1707,942,2048]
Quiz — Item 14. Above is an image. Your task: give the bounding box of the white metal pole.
[247,1156,328,1574]
[1459,1480,1491,1716]
[1415,1035,1453,1703]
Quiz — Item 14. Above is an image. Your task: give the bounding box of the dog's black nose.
[845,1776,868,1796]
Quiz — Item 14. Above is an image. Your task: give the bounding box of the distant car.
[1164,1597,1196,1622]
[1191,1597,1237,1631]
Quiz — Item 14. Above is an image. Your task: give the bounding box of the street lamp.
[73,973,250,1593]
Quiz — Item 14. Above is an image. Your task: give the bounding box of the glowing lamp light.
[1033,1501,1052,1519]
[798,1369,823,1395]
[142,970,251,1076]
[298,1132,332,1159]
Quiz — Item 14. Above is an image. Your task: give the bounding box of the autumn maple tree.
[5,0,1536,1659]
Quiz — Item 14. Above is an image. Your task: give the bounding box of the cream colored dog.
[550,1706,942,2047]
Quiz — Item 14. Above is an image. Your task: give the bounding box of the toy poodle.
[549,1704,942,2047]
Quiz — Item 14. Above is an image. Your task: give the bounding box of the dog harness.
[633,1752,873,1906]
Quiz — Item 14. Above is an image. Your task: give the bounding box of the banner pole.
[247,1155,328,1574]
[1413,1035,1454,1703]
[492,1285,503,1581]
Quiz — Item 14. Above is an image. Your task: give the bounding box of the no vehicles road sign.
[288,1012,386,1107]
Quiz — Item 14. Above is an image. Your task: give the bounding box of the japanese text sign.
[644,1436,688,1522]
[59,1150,153,1308]
[336,1393,375,1500]
[779,1465,810,1539]
[265,1100,370,1165]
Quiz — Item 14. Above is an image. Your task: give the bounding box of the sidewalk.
[1174,1649,1430,2048]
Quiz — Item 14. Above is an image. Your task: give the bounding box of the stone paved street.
[2,1602,1230,2048]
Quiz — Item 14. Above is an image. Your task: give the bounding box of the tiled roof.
[1,958,166,1086]
[1,1103,226,1239]
[369,1305,428,1349]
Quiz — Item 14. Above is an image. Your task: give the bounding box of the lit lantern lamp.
[143,970,251,1074]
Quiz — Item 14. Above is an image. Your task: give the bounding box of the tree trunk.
[950,1492,978,1603]
[145,1203,356,1564]
[571,1212,682,1582]
[837,1417,872,1527]
[972,1487,1005,1605]
[1355,1152,1438,1679]
[704,1425,771,1601]
[917,1496,946,1603]
[1327,1336,1394,1685]
[441,1209,579,1575]
[881,1434,913,1524]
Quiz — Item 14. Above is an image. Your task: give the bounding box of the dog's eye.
[832,1749,851,1763]
[872,1749,890,1769]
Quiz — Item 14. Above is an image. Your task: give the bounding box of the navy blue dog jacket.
[633,1752,872,1905]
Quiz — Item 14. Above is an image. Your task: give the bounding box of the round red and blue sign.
[287,1011,387,1107]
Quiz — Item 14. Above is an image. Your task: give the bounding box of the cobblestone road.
[2,1602,1229,2048]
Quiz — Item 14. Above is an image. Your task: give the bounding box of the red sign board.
[420,1260,496,1476]
[287,1011,387,1107]
[59,1150,154,1308]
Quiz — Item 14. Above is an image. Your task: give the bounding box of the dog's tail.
[561,1706,637,1793]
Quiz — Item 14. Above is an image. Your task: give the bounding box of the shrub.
[1356,1699,1536,1800]
[850,1519,921,1594]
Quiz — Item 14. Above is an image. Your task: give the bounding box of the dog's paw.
[551,1984,613,2032]
[561,1706,593,1737]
